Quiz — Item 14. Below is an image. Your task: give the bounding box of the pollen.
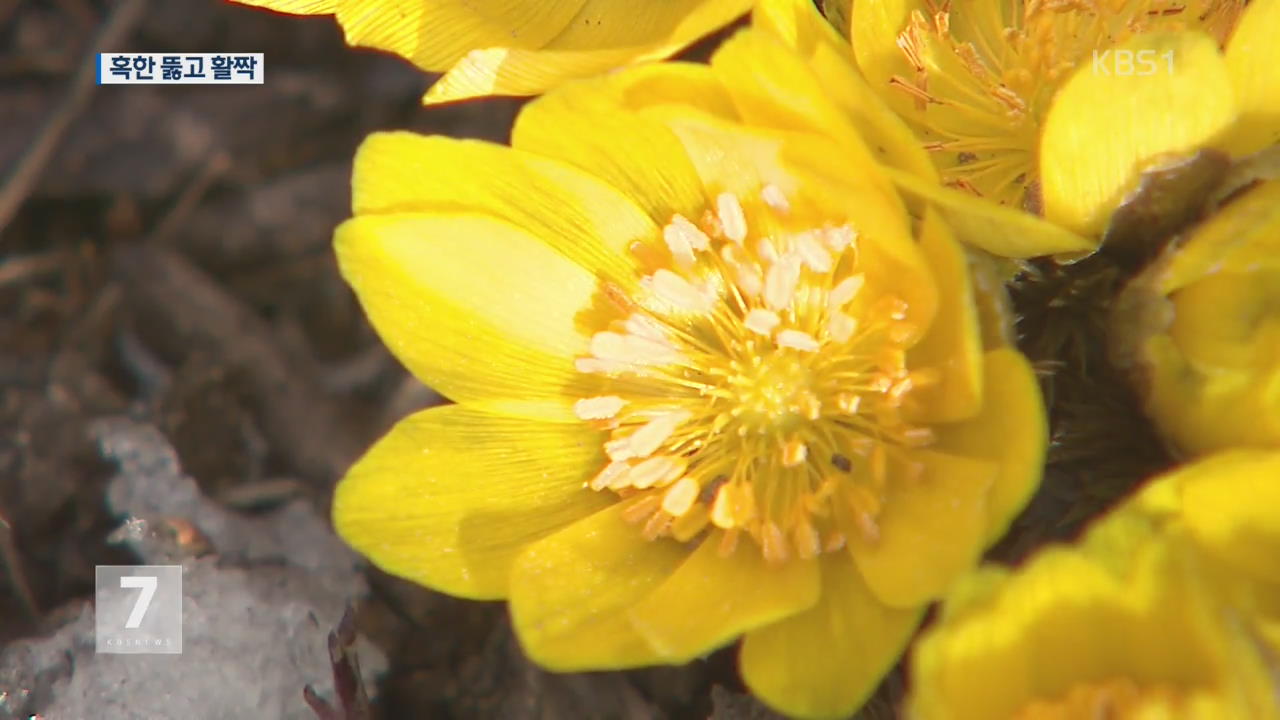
[888,0,1245,208]
[573,184,942,564]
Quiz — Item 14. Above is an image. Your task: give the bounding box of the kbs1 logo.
[1092,49,1175,76]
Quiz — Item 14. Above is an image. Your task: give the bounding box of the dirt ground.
[0,1,1177,718]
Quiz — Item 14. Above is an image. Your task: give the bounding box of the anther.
[776,329,820,353]
[761,184,790,214]
[573,395,627,421]
[649,269,715,313]
[716,193,749,244]
[661,476,700,517]
[781,439,808,467]
[744,308,781,336]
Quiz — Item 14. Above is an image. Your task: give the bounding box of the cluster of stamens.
[890,0,1244,207]
[572,186,941,564]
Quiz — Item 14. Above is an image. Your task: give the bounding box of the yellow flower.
[227,0,752,104]
[908,450,1280,720]
[847,0,1263,224]
[1037,0,1280,236]
[1132,450,1280,633]
[1109,177,1280,456]
[329,11,1068,717]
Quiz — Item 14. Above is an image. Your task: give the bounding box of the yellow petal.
[1222,0,1280,155]
[1175,450,1280,585]
[740,556,924,720]
[229,0,335,13]
[512,76,707,222]
[335,213,594,419]
[850,449,996,607]
[909,542,1244,720]
[754,0,938,181]
[420,0,752,103]
[352,132,651,285]
[605,60,739,119]
[931,349,1047,542]
[1159,179,1280,294]
[1142,334,1280,456]
[1040,32,1238,236]
[340,0,582,72]
[906,207,982,424]
[850,0,916,120]
[543,0,750,53]
[424,45,640,104]
[627,532,820,661]
[709,29,856,148]
[508,504,687,670]
[332,405,612,599]
[881,165,1097,257]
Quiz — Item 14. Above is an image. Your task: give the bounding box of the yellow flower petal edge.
[1109,179,1280,456]
[1040,31,1238,236]
[332,19,1048,717]
[850,0,1249,220]
[1134,449,1280,587]
[1221,0,1280,155]
[909,453,1280,720]
[741,555,924,720]
[333,404,612,599]
[228,0,752,103]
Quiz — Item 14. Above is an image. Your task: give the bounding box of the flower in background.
[1109,176,1280,457]
[227,0,752,104]
[1132,449,1280,653]
[847,0,1260,223]
[326,4,1078,714]
[909,450,1280,720]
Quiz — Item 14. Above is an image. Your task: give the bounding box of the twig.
[151,152,232,244]
[0,507,40,620]
[0,0,148,236]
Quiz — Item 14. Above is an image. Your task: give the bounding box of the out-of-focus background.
[0,1,812,718]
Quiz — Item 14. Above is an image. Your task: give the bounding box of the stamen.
[795,232,833,273]
[590,331,684,367]
[761,184,790,214]
[744,308,781,336]
[625,455,687,489]
[648,269,714,313]
[828,311,858,344]
[572,189,950,563]
[829,274,865,310]
[776,329,820,353]
[661,476,700,517]
[761,521,789,564]
[574,395,627,421]
[628,411,691,458]
[589,460,630,491]
[716,192,749,243]
[781,438,808,467]
[792,520,821,560]
[764,255,802,312]
[664,214,712,267]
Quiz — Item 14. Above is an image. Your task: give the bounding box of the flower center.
[572,188,939,564]
[891,0,1244,208]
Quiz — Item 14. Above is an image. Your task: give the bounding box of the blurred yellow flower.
[847,0,1257,222]
[1110,178,1280,457]
[328,10,1073,716]
[228,0,752,104]
[909,450,1280,720]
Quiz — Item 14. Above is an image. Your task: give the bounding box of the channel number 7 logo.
[95,565,183,654]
